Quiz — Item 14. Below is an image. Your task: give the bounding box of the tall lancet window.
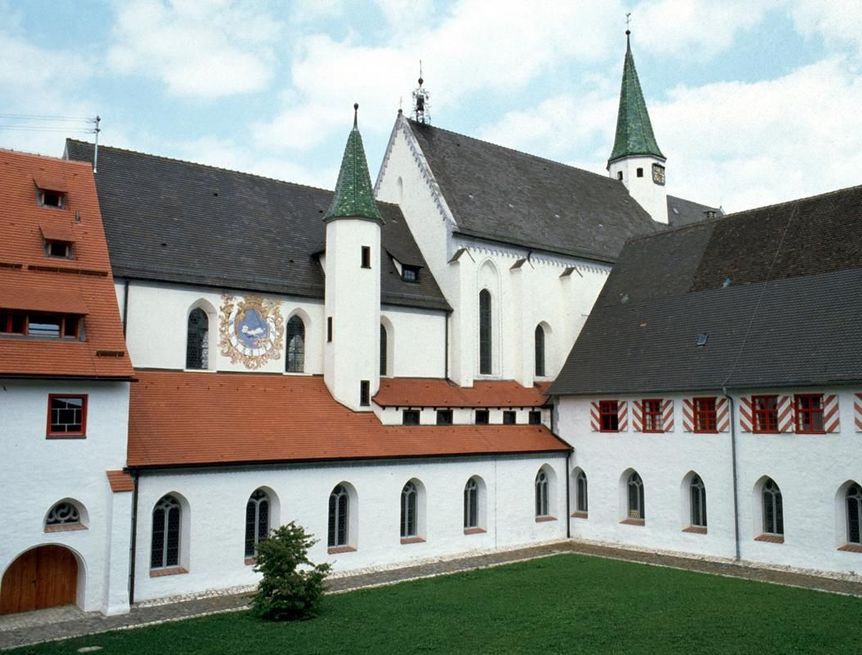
[479,289,492,375]
[380,324,388,376]
[535,324,546,377]
[186,308,208,370]
[285,316,305,373]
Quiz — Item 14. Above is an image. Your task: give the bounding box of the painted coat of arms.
[219,294,284,369]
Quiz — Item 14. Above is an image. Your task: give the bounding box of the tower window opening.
[361,246,371,269]
[636,168,644,178]
[617,171,623,181]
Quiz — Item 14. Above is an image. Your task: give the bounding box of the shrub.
[251,522,332,621]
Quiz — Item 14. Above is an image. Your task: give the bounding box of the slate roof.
[375,378,550,408]
[549,185,862,395]
[64,140,448,312]
[128,371,570,468]
[406,119,662,263]
[667,195,722,228]
[0,149,133,379]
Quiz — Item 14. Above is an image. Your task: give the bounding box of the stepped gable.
[375,378,550,408]
[406,119,661,263]
[549,185,862,395]
[127,371,570,468]
[0,149,133,379]
[64,140,449,312]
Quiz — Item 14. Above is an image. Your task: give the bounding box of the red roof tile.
[0,150,132,378]
[374,378,550,408]
[106,469,134,492]
[128,371,569,468]
[39,220,76,242]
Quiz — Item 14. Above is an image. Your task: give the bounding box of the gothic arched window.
[380,324,388,376]
[690,475,707,528]
[464,478,479,529]
[479,289,492,375]
[244,489,270,558]
[762,478,783,536]
[627,472,645,520]
[535,324,546,377]
[151,495,181,569]
[576,470,588,513]
[535,469,549,517]
[328,485,349,548]
[285,315,305,373]
[847,484,862,545]
[401,481,418,538]
[186,308,209,370]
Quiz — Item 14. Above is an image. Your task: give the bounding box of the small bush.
[251,522,332,621]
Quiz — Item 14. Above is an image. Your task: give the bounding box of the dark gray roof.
[550,185,862,395]
[407,119,662,262]
[65,140,449,312]
[667,194,722,227]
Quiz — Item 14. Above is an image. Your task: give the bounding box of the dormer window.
[45,240,74,259]
[0,310,83,339]
[401,265,420,283]
[40,189,65,208]
[34,174,69,209]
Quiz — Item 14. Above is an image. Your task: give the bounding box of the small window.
[327,317,333,343]
[436,409,453,425]
[39,190,65,208]
[690,475,707,528]
[503,410,516,425]
[401,481,419,538]
[328,485,349,548]
[627,472,645,520]
[528,410,542,425]
[402,409,420,425]
[360,381,370,407]
[752,395,778,433]
[45,240,73,259]
[795,394,824,433]
[534,325,546,377]
[1,311,81,339]
[45,501,82,529]
[846,484,862,545]
[47,394,87,437]
[616,171,623,181]
[285,316,305,373]
[599,400,619,432]
[0,311,26,335]
[361,246,371,269]
[575,470,588,514]
[535,469,550,517]
[478,290,492,375]
[762,478,783,536]
[636,167,644,178]
[379,324,388,376]
[694,397,717,433]
[475,409,489,425]
[401,266,419,283]
[642,399,663,432]
[185,308,209,370]
[151,495,181,569]
[464,478,480,529]
[245,489,270,558]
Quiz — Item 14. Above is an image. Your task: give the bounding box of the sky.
[1,0,860,213]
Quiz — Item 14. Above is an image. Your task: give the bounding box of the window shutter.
[632,400,642,432]
[777,395,794,433]
[716,397,730,432]
[739,396,753,432]
[590,401,600,432]
[682,398,694,432]
[855,393,862,433]
[823,394,840,433]
[617,400,628,431]
[662,399,674,432]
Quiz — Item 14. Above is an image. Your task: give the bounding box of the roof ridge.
[64,139,337,196]
[723,183,862,218]
[1,147,91,167]
[406,119,617,186]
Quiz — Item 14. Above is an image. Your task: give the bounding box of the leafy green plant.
[251,522,332,621]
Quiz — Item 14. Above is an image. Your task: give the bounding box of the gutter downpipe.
[122,280,130,337]
[128,470,139,605]
[444,312,449,380]
[722,387,741,562]
[551,398,572,539]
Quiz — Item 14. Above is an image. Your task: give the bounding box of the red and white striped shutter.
[618,401,628,431]
[855,393,862,433]
[590,401,600,432]
[823,394,840,433]
[716,397,730,433]
[632,400,643,432]
[777,395,794,433]
[682,398,694,432]
[739,396,753,432]
[662,399,674,432]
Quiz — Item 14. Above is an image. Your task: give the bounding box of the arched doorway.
[1,546,78,614]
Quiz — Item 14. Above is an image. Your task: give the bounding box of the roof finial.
[412,60,430,124]
[625,12,631,39]
[353,102,359,128]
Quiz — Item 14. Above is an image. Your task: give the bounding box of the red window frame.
[46,394,88,438]
[641,399,663,433]
[693,397,717,433]
[599,400,619,432]
[752,395,779,433]
[0,310,81,339]
[794,394,824,434]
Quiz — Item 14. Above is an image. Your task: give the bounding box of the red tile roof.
[374,378,550,408]
[106,470,134,492]
[0,150,132,378]
[128,371,569,468]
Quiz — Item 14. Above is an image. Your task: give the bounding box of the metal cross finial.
[626,12,631,28]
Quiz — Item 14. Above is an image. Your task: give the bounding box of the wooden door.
[0,546,78,614]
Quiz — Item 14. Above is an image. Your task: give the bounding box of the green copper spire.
[323,103,383,223]
[608,31,664,165]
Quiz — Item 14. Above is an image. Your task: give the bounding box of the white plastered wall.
[607,156,668,224]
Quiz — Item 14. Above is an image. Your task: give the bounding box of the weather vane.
[626,12,631,31]
[412,60,431,124]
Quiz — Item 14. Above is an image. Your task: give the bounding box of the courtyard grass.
[11,553,862,654]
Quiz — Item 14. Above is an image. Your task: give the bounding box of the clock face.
[219,295,284,369]
[652,164,666,186]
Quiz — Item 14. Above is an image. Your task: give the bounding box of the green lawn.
[12,554,862,654]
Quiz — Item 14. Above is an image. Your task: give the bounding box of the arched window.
[380,324,388,376]
[535,324,546,377]
[328,485,349,548]
[479,289,492,375]
[690,475,707,528]
[245,489,270,558]
[285,316,305,373]
[535,469,549,517]
[186,308,209,370]
[847,484,861,545]
[627,472,645,520]
[151,495,181,569]
[45,500,82,528]
[762,478,783,536]
[576,470,588,513]
[464,478,479,529]
[401,481,418,538]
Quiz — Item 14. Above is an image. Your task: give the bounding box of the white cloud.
[790,0,862,58]
[107,0,283,99]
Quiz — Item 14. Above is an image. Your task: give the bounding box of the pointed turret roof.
[608,32,664,165]
[324,104,384,223]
